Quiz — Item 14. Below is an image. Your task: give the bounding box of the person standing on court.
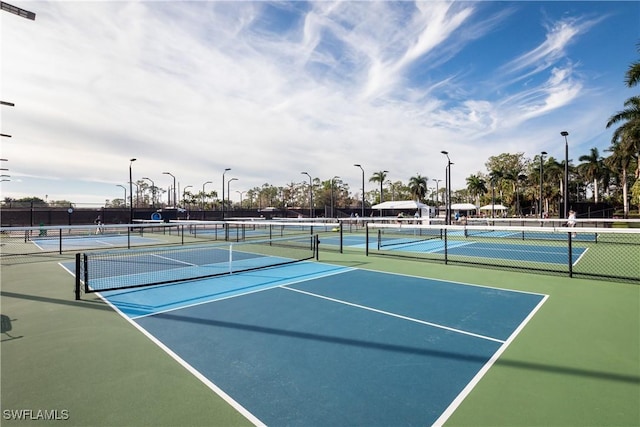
[567,210,577,237]
[94,215,103,235]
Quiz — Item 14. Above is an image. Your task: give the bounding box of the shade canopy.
[450,203,477,211]
[479,204,508,210]
[371,200,428,210]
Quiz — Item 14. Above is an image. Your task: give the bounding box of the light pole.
[129,158,136,223]
[331,176,339,218]
[236,190,245,208]
[130,182,139,208]
[561,131,569,219]
[202,181,212,210]
[301,172,312,217]
[116,184,127,207]
[222,168,231,220]
[183,185,193,209]
[354,164,365,217]
[227,178,238,213]
[142,177,155,209]
[380,170,389,216]
[163,172,176,208]
[432,179,442,215]
[440,151,452,224]
[540,151,547,219]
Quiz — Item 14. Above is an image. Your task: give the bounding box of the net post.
[568,232,573,278]
[339,221,343,254]
[377,229,381,250]
[365,223,369,256]
[444,227,448,264]
[74,253,81,300]
[229,243,233,274]
[315,234,319,261]
[82,253,89,294]
[59,228,63,254]
[127,226,131,249]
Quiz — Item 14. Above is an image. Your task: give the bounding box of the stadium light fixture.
[202,181,212,212]
[222,168,231,219]
[301,172,313,218]
[163,172,176,208]
[129,159,136,223]
[142,177,155,209]
[1,2,36,20]
[227,178,238,212]
[560,131,569,219]
[354,164,364,218]
[540,151,547,219]
[440,152,452,224]
[379,170,389,216]
[116,185,127,206]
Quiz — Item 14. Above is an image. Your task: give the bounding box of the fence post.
[568,232,573,278]
[74,253,81,300]
[365,223,369,256]
[444,228,448,264]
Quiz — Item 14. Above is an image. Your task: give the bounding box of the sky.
[1,0,639,207]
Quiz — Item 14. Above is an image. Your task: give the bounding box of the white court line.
[283,286,505,344]
[150,253,198,266]
[129,266,357,320]
[94,239,117,247]
[97,292,266,427]
[573,247,588,266]
[432,294,549,427]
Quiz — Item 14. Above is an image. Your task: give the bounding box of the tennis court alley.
[1,220,638,426]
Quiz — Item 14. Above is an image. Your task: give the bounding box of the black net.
[75,234,317,296]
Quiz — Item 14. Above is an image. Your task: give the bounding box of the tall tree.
[577,147,604,203]
[369,171,389,204]
[408,174,429,202]
[605,44,640,216]
[465,174,487,207]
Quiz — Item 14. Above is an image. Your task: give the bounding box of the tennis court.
[323,232,586,266]
[30,234,164,251]
[68,253,546,426]
[2,221,638,426]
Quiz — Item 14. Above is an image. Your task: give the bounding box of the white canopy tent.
[450,203,477,211]
[371,200,428,210]
[479,204,508,211]
[371,200,435,222]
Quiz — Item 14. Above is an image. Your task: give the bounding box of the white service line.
[150,253,197,266]
[283,286,505,344]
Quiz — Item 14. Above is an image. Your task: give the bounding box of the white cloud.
[0,1,629,205]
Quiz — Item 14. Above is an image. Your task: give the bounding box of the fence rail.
[362,222,639,284]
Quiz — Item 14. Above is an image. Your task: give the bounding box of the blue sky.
[1,1,638,206]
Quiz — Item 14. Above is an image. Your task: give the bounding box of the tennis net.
[75,234,318,299]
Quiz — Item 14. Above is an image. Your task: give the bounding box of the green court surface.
[1,248,638,426]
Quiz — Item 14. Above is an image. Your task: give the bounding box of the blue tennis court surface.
[96,262,547,426]
[31,234,164,251]
[322,233,586,265]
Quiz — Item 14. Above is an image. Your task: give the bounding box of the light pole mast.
[561,131,569,219]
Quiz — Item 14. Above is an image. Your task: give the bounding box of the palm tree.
[369,171,389,204]
[578,148,604,203]
[605,131,638,216]
[487,169,503,217]
[501,167,526,214]
[605,44,640,216]
[408,174,429,202]
[465,174,487,207]
[624,42,640,87]
[606,97,640,178]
